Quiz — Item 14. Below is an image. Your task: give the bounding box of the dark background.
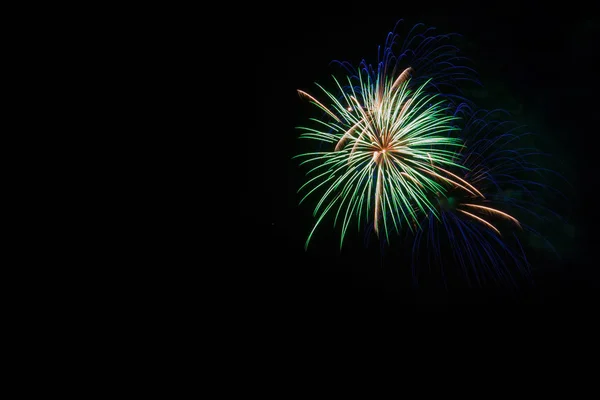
[248,13,598,309]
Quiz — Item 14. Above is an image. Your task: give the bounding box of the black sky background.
[248,13,598,308]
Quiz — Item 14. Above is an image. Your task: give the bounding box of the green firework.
[296,69,468,249]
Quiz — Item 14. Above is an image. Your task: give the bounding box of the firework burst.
[409,107,566,286]
[296,69,473,249]
[294,20,567,288]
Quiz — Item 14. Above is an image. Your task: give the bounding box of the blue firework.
[409,106,567,287]
[330,20,480,108]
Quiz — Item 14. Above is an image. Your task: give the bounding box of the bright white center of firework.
[347,107,352,111]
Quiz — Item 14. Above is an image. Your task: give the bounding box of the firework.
[331,20,480,107]
[409,107,565,286]
[296,71,474,249]
[296,21,481,249]
[294,20,567,288]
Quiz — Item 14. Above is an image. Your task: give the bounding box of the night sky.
[249,13,598,308]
